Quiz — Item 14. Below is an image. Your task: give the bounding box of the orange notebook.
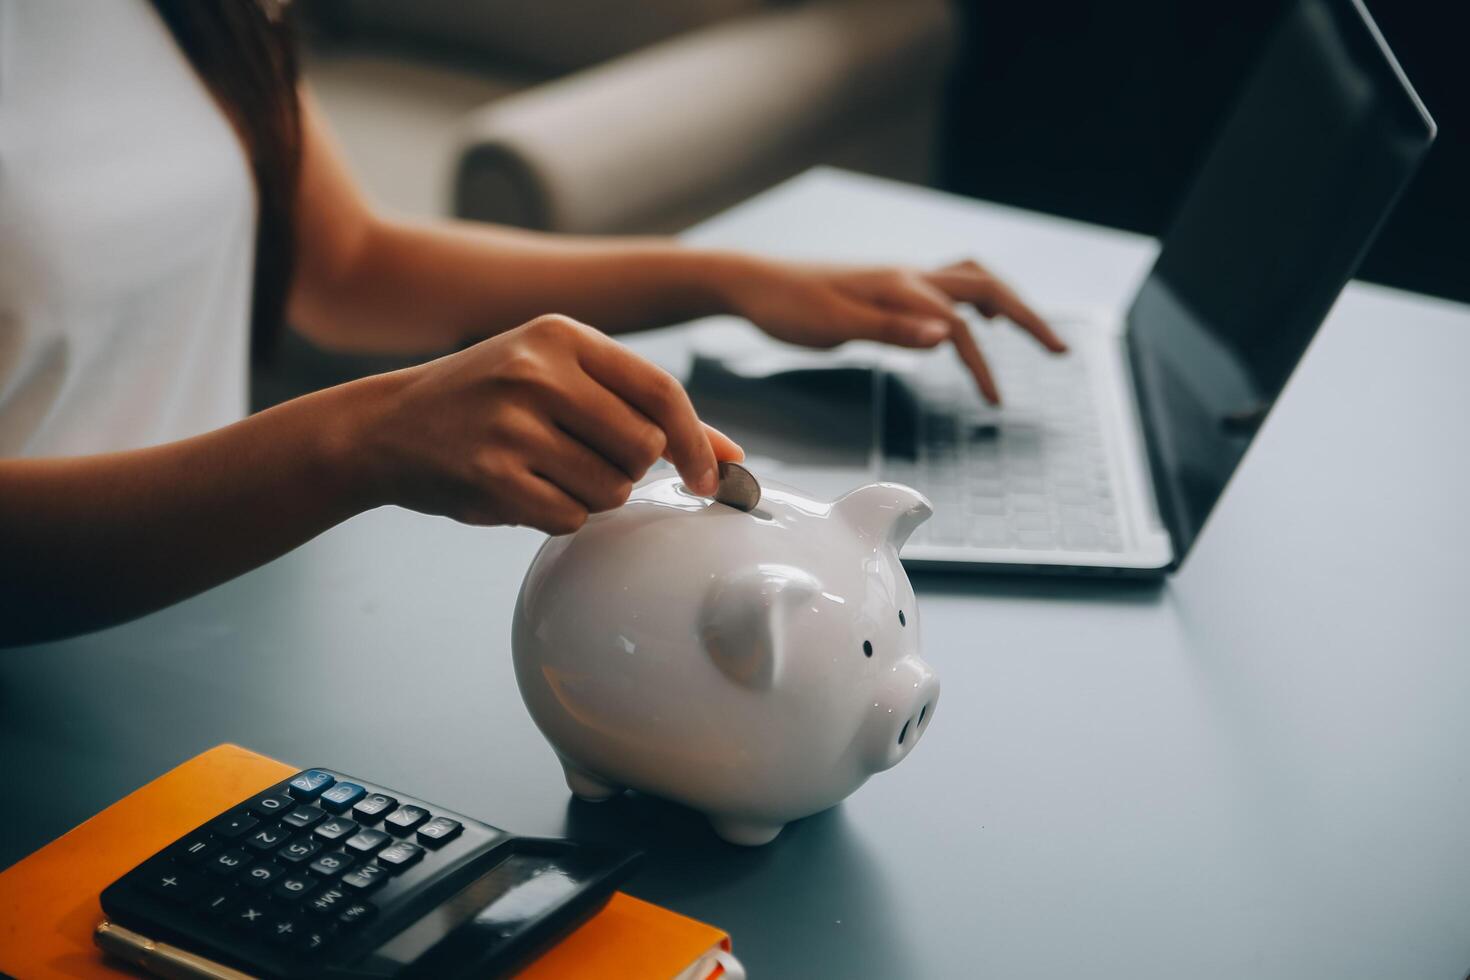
[0,744,737,980]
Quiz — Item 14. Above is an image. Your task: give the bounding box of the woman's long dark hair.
[147,0,301,365]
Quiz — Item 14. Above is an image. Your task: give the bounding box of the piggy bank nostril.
[898,719,910,746]
[918,703,929,726]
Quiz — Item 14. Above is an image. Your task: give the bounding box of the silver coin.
[714,461,761,512]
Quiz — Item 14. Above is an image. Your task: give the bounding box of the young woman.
[0,0,1063,645]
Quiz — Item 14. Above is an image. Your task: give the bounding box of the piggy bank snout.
[863,656,940,774]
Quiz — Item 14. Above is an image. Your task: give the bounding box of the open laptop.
[689,0,1435,577]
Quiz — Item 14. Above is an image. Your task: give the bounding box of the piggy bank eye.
[898,610,907,627]
[862,640,873,658]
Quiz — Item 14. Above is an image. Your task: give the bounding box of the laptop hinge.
[1123,326,1186,571]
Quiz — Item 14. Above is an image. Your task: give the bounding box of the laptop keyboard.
[879,327,1123,553]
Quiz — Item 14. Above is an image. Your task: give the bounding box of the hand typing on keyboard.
[719,256,1068,404]
[881,326,1123,555]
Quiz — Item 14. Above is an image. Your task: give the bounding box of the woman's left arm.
[288,90,1065,404]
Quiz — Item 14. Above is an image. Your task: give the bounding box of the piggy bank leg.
[708,815,784,846]
[559,757,621,802]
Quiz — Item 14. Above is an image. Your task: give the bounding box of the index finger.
[949,320,1002,405]
[926,269,1067,353]
[701,423,745,463]
[576,333,725,495]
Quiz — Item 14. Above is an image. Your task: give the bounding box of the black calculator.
[97,768,640,979]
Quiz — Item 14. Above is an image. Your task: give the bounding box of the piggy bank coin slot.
[713,462,761,513]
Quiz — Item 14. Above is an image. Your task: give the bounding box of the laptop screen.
[1125,0,1434,560]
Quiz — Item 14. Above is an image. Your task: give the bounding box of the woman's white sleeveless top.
[0,0,257,457]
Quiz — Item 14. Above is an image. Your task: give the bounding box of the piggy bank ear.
[833,483,933,550]
[699,564,821,689]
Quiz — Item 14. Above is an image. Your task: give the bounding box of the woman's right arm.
[0,315,739,647]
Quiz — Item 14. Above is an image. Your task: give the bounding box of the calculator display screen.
[372,855,580,966]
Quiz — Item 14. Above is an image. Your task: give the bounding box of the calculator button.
[281,805,325,830]
[337,901,377,930]
[210,812,260,839]
[272,873,319,902]
[308,887,350,915]
[288,770,336,801]
[341,863,389,893]
[247,792,295,818]
[375,840,424,872]
[308,851,355,877]
[139,865,204,902]
[313,816,358,843]
[318,782,366,814]
[242,862,283,889]
[206,849,251,877]
[174,834,218,863]
[353,793,397,822]
[266,914,303,946]
[234,903,268,931]
[278,838,321,864]
[245,824,291,852]
[202,891,235,916]
[416,817,462,848]
[344,829,391,856]
[298,927,332,954]
[383,805,429,836]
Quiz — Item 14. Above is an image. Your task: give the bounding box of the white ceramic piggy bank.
[511,475,940,845]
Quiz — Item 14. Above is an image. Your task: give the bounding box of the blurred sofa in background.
[302,0,955,231]
[255,0,955,407]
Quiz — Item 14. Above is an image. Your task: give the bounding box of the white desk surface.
[5,168,1468,978]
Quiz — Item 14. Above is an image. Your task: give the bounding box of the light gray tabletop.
[4,168,1469,978]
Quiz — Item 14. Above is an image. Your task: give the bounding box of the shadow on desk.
[910,569,1168,606]
[563,795,917,975]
